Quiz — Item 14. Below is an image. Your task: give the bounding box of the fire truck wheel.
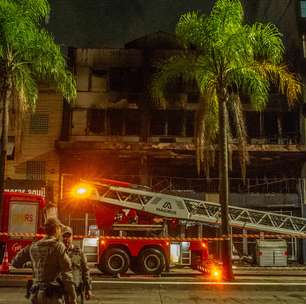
[138,248,165,275]
[101,248,130,275]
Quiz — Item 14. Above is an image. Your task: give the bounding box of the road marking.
[92,280,306,286]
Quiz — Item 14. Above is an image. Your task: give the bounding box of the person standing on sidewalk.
[62,226,92,303]
[12,217,77,304]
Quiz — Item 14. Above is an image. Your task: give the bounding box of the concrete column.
[242,229,248,256]
[276,112,283,144]
[139,155,150,186]
[198,224,203,238]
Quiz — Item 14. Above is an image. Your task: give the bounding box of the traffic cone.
[0,246,9,274]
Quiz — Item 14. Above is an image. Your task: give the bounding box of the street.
[1,276,306,304]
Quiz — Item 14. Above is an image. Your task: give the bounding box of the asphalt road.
[1,279,306,304]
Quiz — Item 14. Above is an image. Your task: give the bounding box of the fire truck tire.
[138,248,165,275]
[100,248,130,275]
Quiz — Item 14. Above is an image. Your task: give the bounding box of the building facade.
[55,30,306,261]
[3,84,64,207]
[3,0,306,262]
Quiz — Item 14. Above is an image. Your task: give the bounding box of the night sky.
[47,0,300,64]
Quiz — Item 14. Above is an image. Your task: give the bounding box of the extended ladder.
[83,180,306,238]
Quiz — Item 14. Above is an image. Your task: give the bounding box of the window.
[90,69,108,92]
[168,110,183,136]
[264,112,278,138]
[150,111,166,135]
[109,68,126,91]
[125,109,141,135]
[301,1,306,17]
[109,109,124,135]
[30,114,49,134]
[26,161,46,180]
[126,69,142,92]
[88,109,106,134]
[185,111,195,137]
[245,112,261,138]
[7,136,15,160]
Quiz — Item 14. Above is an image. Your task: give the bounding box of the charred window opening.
[167,110,184,136]
[264,112,278,138]
[188,92,200,103]
[88,109,106,134]
[245,112,260,138]
[151,110,166,135]
[109,109,124,135]
[150,110,195,137]
[187,80,200,103]
[282,112,298,134]
[282,111,299,143]
[126,68,142,92]
[185,111,195,137]
[125,109,141,135]
[109,68,142,92]
[109,68,126,91]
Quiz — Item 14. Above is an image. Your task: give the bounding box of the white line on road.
[92,280,306,286]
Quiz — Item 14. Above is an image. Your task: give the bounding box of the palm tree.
[0,0,76,221]
[151,0,301,281]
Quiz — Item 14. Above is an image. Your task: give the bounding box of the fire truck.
[71,178,306,278]
[0,191,45,263]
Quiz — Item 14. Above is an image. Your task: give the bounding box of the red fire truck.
[0,191,45,263]
[72,180,220,278]
[72,178,306,278]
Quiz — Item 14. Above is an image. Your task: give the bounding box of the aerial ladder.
[78,178,306,238]
[73,178,306,276]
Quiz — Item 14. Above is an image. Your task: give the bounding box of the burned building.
[3,0,306,262]
[54,29,306,261]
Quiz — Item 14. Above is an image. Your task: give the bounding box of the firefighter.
[62,226,92,303]
[12,217,77,304]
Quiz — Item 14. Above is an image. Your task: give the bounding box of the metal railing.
[110,175,299,194]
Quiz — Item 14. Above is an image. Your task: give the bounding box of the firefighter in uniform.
[62,226,92,303]
[12,218,77,304]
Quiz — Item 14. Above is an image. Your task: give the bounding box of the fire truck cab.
[0,191,45,263]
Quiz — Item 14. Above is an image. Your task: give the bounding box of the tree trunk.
[218,93,234,281]
[0,82,10,226]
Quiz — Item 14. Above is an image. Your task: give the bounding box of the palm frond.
[254,62,301,106]
[227,65,269,111]
[208,0,243,39]
[176,11,208,50]
[248,23,284,64]
[151,54,198,107]
[13,63,37,109]
[16,0,50,23]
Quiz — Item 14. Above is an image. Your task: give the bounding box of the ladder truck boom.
[78,179,306,238]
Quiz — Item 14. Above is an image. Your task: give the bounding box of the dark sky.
[47,0,299,54]
[47,0,214,48]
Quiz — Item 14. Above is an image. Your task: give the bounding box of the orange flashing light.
[71,183,92,199]
[209,266,222,281]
